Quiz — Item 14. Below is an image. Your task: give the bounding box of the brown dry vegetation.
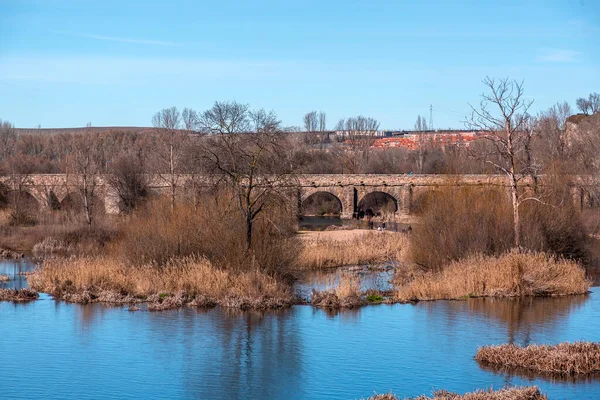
[29,256,292,309]
[395,251,590,302]
[297,231,408,270]
[310,274,365,309]
[28,196,299,309]
[475,342,600,376]
[0,288,39,301]
[365,386,547,400]
[410,187,587,271]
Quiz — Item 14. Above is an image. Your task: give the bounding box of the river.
[1,259,599,399]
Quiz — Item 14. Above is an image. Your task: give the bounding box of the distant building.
[371,130,479,150]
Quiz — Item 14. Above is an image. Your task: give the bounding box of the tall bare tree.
[303,111,318,132]
[152,106,188,210]
[182,107,201,133]
[67,133,102,227]
[201,108,296,250]
[467,77,536,248]
[414,115,430,173]
[200,101,250,134]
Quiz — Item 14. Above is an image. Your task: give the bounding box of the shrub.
[113,193,300,275]
[410,187,588,270]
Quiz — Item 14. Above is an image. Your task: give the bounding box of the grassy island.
[476,342,600,376]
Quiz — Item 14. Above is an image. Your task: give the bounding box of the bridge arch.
[8,189,42,212]
[60,192,105,214]
[357,191,398,219]
[301,191,343,216]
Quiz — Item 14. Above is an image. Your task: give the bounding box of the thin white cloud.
[536,48,582,63]
[61,31,184,47]
[0,56,285,85]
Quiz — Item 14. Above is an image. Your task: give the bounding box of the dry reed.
[365,386,547,400]
[475,342,600,376]
[0,288,39,301]
[311,274,365,309]
[297,231,408,270]
[395,251,591,302]
[29,256,293,309]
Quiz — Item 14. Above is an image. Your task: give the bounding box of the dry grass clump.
[476,342,600,376]
[395,251,590,302]
[0,288,39,302]
[311,274,365,309]
[29,256,293,310]
[297,231,408,270]
[365,386,547,400]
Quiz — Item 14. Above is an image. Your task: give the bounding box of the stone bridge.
[0,174,595,219]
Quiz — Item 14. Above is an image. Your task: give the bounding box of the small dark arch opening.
[357,191,398,219]
[302,191,343,216]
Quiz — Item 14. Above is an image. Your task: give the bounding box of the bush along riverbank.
[395,251,591,302]
[475,342,600,376]
[364,386,548,400]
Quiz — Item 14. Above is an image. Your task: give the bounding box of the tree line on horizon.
[0,81,599,236]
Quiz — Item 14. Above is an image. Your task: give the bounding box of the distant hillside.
[14,126,156,135]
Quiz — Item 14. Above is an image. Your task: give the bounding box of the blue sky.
[1,0,598,129]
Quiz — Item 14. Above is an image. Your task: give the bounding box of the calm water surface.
[1,260,600,399]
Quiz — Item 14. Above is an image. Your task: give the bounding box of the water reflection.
[477,361,600,385]
[2,259,600,399]
[464,295,589,346]
[295,265,395,301]
[0,259,36,289]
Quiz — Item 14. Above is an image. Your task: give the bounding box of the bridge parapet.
[0,174,596,217]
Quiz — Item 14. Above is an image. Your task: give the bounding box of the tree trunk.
[510,179,520,248]
[246,212,253,251]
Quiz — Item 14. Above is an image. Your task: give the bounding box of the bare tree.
[414,115,430,173]
[345,115,380,166]
[67,133,102,227]
[535,102,572,164]
[182,107,201,133]
[200,101,250,134]
[303,111,318,132]
[467,77,537,248]
[0,120,17,163]
[200,108,296,250]
[106,153,149,213]
[576,92,600,115]
[318,111,327,132]
[152,106,187,210]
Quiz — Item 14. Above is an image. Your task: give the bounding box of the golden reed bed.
[476,342,600,376]
[395,251,591,302]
